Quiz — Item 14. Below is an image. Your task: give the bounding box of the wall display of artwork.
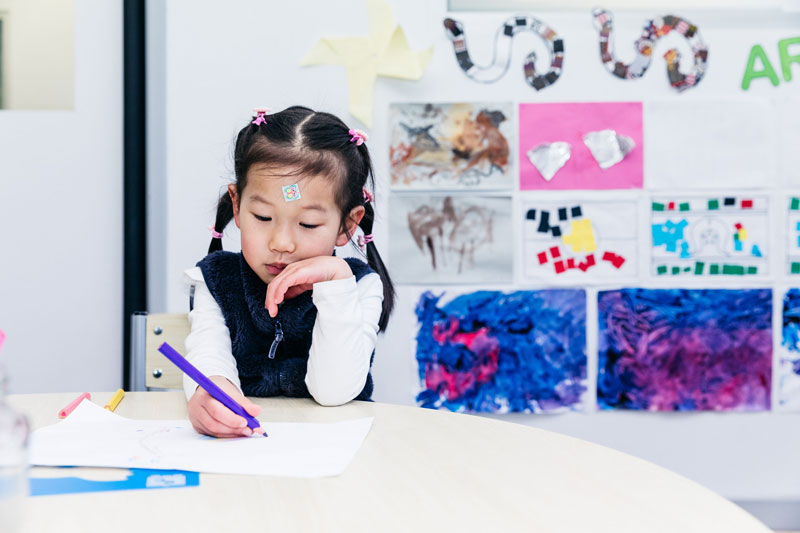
[414,289,587,413]
[521,199,637,282]
[519,102,643,191]
[597,289,772,411]
[389,102,515,190]
[650,195,768,277]
[381,25,794,425]
[388,194,513,284]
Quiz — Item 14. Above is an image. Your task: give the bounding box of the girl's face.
[230,164,362,284]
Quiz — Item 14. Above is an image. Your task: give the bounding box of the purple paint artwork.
[598,289,772,411]
[415,290,587,413]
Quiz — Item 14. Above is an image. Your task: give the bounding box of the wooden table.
[8,392,770,533]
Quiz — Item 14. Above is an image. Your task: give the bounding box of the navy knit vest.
[197,251,375,400]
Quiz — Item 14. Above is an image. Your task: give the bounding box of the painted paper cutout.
[650,196,768,276]
[443,16,564,90]
[779,289,800,410]
[583,130,634,169]
[598,289,772,411]
[522,200,637,282]
[526,142,570,182]
[592,8,708,92]
[300,0,432,127]
[415,289,586,413]
[519,102,643,190]
[389,195,512,284]
[390,103,514,190]
[789,197,800,275]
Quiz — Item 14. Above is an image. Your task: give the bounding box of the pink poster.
[519,102,643,190]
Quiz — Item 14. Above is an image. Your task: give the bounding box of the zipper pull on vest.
[268,319,284,359]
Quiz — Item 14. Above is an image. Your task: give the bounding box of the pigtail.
[359,199,395,332]
[208,190,235,254]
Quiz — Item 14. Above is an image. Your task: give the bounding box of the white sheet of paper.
[30,401,373,478]
[644,99,774,190]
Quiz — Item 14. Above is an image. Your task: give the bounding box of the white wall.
[157,0,800,500]
[0,0,74,109]
[0,0,122,392]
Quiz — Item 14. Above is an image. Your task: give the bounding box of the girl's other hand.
[187,375,263,438]
[265,256,352,317]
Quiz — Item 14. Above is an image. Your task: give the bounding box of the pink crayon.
[58,392,91,419]
[0,329,5,352]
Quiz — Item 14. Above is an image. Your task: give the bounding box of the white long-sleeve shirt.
[181,266,383,406]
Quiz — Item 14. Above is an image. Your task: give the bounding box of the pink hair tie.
[357,234,374,250]
[362,187,374,203]
[208,225,224,239]
[252,107,271,126]
[349,128,368,146]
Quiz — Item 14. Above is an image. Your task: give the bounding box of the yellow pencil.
[104,388,125,411]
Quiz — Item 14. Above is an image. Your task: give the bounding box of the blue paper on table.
[29,467,199,496]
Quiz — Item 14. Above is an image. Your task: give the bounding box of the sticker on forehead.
[282,183,302,202]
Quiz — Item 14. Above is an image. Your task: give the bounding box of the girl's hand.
[265,256,352,317]
[187,375,263,438]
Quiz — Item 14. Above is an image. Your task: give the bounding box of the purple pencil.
[157,342,266,437]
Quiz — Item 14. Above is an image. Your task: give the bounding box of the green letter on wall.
[779,36,800,82]
[741,44,780,90]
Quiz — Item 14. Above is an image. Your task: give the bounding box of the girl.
[182,106,394,438]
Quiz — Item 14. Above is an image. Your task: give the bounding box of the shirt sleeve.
[305,272,383,406]
[181,267,242,401]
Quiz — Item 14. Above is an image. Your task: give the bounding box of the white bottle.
[0,363,29,532]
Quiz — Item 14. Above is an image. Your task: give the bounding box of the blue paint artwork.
[415,290,586,413]
[29,468,199,496]
[751,244,762,257]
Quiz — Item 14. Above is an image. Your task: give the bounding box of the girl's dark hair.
[208,106,395,331]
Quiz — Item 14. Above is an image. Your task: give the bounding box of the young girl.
[182,106,394,438]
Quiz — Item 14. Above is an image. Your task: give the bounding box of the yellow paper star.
[300,0,432,127]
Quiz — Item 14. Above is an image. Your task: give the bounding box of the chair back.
[143,313,190,390]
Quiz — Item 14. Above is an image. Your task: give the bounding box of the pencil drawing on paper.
[389,195,512,284]
[407,196,494,273]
